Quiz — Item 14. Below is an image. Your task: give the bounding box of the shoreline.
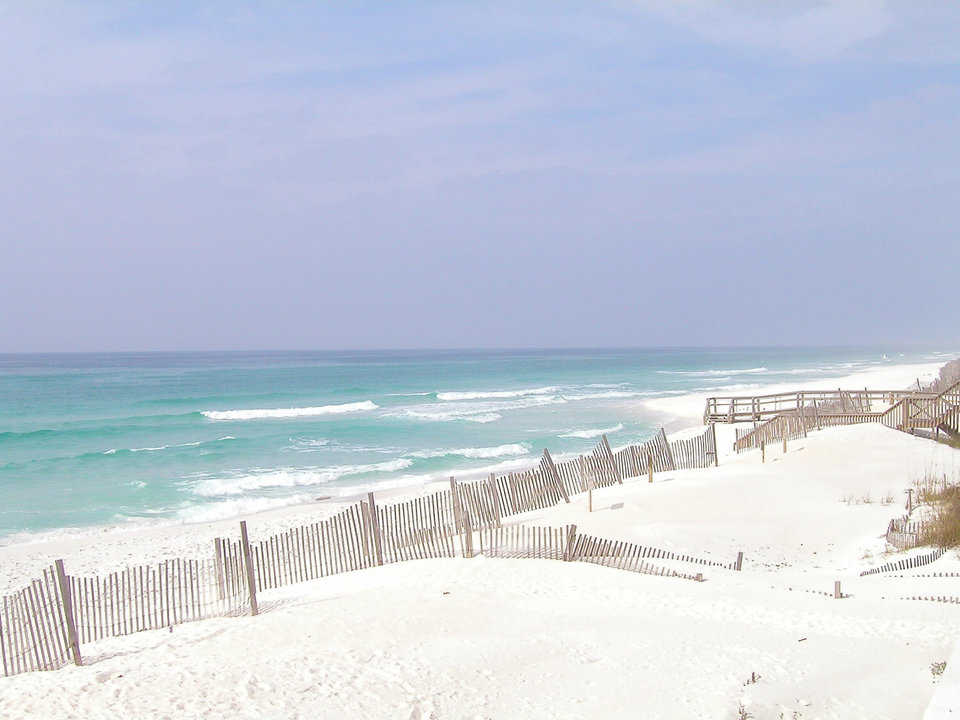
[5,412,959,718]
[0,358,943,593]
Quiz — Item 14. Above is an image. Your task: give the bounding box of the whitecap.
[436,386,557,401]
[410,443,529,460]
[560,423,624,439]
[656,367,768,377]
[202,400,378,421]
[191,458,413,497]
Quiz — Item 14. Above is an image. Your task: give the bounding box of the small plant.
[744,671,761,685]
[881,492,894,505]
[932,661,947,678]
[737,702,753,720]
[860,492,872,504]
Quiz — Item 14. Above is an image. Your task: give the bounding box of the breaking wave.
[202,401,378,421]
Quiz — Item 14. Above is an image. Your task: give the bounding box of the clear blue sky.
[2,2,958,351]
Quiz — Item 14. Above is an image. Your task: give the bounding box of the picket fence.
[1,424,721,679]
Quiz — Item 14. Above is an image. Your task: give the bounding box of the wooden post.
[648,454,654,483]
[486,473,503,526]
[834,580,841,599]
[360,500,371,563]
[735,551,743,571]
[462,511,474,559]
[367,492,384,566]
[588,482,593,513]
[54,559,82,666]
[695,573,703,582]
[660,428,676,470]
[782,419,787,454]
[213,538,225,601]
[601,435,623,484]
[239,521,258,616]
[449,477,465,552]
[814,399,821,431]
[761,440,766,463]
[906,489,914,515]
[710,423,719,466]
[542,449,569,503]
[564,525,578,562]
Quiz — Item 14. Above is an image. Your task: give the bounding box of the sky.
[1,1,959,351]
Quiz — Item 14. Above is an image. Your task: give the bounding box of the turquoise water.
[0,347,948,541]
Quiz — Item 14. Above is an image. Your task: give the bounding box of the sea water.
[0,347,950,541]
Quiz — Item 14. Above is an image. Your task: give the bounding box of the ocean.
[0,347,950,542]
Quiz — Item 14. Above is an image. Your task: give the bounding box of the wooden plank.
[601,435,623,484]
[367,492,384,566]
[52,561,82,666]
[239,521,259,616]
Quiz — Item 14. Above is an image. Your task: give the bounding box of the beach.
[2,358,958,718]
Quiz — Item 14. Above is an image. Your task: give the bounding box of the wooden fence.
[1,425,721,679]
[477,523,740,581]
[885,518,928,551]
[860,548,945,576]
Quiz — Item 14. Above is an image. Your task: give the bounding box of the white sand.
[2,361,959,718]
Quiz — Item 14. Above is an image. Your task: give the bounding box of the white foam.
[191,458,413,497]
[436,386,557,401]
[560,423,624,439]
[202,401,378,421]
[387,394,563,424]
[175,494,317,524]
[656,367,768,377]
[562,391,640,400]
[410,443,529,460]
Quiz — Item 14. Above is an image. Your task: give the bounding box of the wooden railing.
[705,389,928,424]
[880,380,960,438]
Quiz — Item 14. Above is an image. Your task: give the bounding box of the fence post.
[906,489,914,515]
[711,423,719,466]
[54,559,82,666]
[449,477,465,552]
[834,580,842,599]
[462,512,474,559]
[761,440,766,463]
[735,551,743,571]
[782,418,788,454]
[542,449,569,503]
[239,521,259,616]
[648,454,654,483]
[486,473,503,526]
[367,492,384,566]
[564,524,578,561]
[660,428,677,471]
[213,538,226,601]
[601,435,623,484]
[360,500,371,563]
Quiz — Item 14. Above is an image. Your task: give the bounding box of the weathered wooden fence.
[477,523,740,581]
[1,425,721,679]
[860,548,945,576]
[885,518,928,551]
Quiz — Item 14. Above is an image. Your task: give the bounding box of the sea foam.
[436,386,557,401]
[561,423,624,439]
[191,458,413,497]
[410,443,529,460]
[202,400,378,421]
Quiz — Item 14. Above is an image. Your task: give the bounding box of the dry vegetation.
[916,472,960,549]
